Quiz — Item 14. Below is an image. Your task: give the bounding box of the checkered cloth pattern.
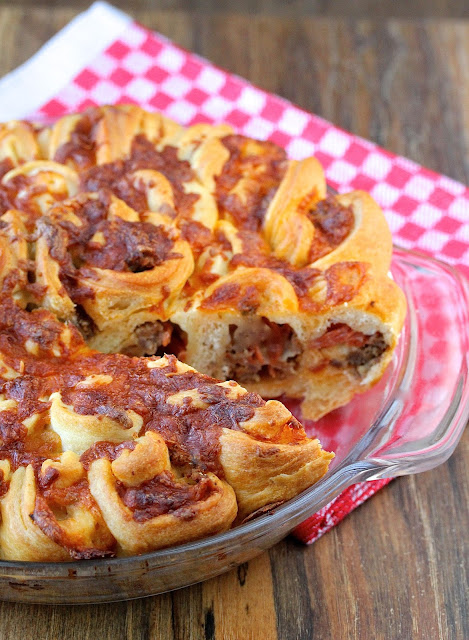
[33,18,469,279]
[1,2,467,543]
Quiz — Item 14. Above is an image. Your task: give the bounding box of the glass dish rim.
[0,245,467,579]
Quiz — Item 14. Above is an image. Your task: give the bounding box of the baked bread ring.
[0,104,406,560]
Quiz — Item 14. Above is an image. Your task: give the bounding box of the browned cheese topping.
[215,135,288,230]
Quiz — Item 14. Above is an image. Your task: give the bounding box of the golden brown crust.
[0,104,406,560]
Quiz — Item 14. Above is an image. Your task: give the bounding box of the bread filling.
[224,318,302,383]
[221,319,387,385]
[122,321,187,359]
[308,323,387,377]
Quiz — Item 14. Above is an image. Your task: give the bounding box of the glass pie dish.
[0,247,467,604]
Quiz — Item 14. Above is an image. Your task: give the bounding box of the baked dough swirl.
[0,105,405,560]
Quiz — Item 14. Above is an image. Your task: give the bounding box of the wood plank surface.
[0,6,467,640]
[0,0,468,19]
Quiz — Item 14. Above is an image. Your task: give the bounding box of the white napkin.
[0,2,130,120]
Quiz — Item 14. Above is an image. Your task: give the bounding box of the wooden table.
[0,4,467,639]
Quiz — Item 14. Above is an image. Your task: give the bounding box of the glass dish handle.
[363,248,469,478]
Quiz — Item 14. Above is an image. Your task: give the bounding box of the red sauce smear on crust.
[117,470,218,523]
[305,196,355,262]
[32,478,116,559]
[215,135,287,231]
[81,136,199,218]
[38,190,182,305]
[53,110,101,170]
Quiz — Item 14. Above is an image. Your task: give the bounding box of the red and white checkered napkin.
[1,1,468,543]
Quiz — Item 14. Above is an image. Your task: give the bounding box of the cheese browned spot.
[81,136,199,218]
[216,135,288,231]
